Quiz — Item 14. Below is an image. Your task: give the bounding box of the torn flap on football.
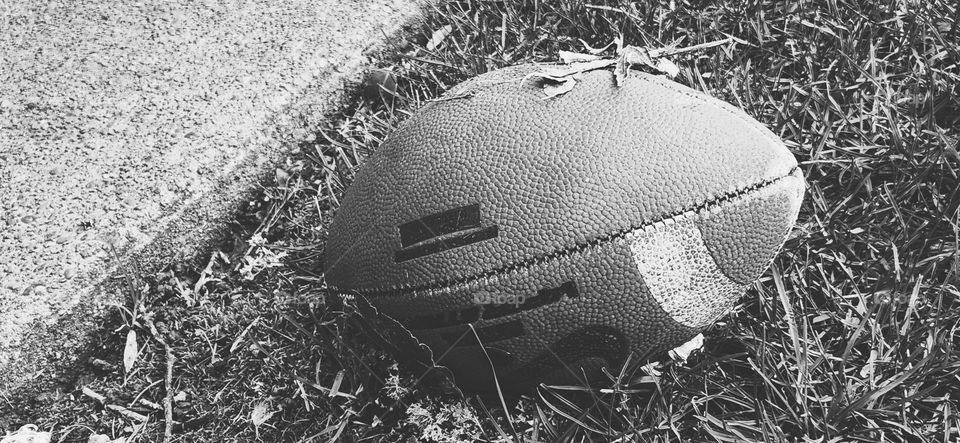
[348,294,465,398]
[528,37,734,97]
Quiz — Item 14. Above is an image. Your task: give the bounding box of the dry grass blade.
[536,387,610,436]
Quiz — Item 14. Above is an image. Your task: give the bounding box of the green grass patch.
[4,0,959,441]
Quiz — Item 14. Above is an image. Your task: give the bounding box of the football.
[324,63,805,391]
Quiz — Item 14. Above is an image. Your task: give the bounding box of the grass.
[3,0,960,441]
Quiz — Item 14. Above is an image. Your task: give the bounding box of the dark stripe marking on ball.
[403,281,580,330]
[398,203,483,246]
[394,204,499,263]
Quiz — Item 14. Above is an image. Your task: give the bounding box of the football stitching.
[328,166,801,298]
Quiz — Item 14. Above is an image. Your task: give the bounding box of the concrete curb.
[0,0,427,395]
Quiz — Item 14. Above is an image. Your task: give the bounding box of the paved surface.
[0,0,424,394]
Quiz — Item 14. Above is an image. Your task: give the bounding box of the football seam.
[327,166,801,298]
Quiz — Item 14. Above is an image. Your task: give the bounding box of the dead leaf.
[542,77,577,99]
[251,402,275,426]
[275,168,290,185]
[562,37,731,86]
[577,38,617,55]
[329,370,345,397]
[523,56,621,98]
[616,46,657,86]
[81,386,107,403]
[425,25,452,51]
[523,62,613,99]
[558,50,602,64]
[123,329,138,373]
[655,58,680,78]
[86,434,111,443]
[522,59,615,86]
[251,401,275,438]
[668,333,704,363]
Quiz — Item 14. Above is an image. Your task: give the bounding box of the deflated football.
[324,63,805,391]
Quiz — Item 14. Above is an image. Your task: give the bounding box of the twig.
[106,404,149,422]
[147,318,175,442]
[129,379,164,410]
[138,397,163,411]
[81,386,107,403]
[646,37,733,58]
[85,386,149,423]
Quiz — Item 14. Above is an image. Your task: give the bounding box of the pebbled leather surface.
[363,174,801,390]
[627,212,746,328]
[324,63,801,292]
[381,231,699,389]
[697,169,806,284]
